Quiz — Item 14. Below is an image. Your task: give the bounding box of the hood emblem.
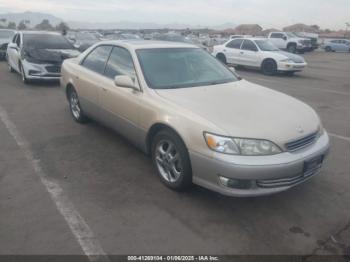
[297,126,304,134]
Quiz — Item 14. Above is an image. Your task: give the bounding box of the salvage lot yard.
[0,51,350,257]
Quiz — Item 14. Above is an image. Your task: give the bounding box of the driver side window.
[241,40,258,52]
[104,46,136,79]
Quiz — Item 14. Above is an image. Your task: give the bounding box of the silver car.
[323,39,350,52]
[61,40,330,197]
[7,31,80,84]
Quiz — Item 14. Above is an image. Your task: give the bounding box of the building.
[283,23,319,33]
[234,24,263,36]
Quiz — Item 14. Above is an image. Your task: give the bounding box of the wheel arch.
[145,122,188,155]
[261,57,277,68]
[65,83,76,100]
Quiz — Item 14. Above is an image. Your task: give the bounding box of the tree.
[35,19,54,31]
[7,22,16,29]
[55,22,69,35]
[17,20,27,30]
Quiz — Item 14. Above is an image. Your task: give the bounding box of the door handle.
[102,87,107,92]
[240,51,244,54]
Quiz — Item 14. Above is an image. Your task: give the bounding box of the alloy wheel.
[155,139,183,183]
[70,92,81,120]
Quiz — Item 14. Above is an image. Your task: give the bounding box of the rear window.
[23,34,74,50]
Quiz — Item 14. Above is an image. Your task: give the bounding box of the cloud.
[0,0,349,29]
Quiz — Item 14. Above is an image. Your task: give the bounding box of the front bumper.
[277,61,307,72]
[297,44,312,52]
[190,131,330,197]
[22,60,61,80]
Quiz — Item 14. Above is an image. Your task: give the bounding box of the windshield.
[137,48,238,89]
[286,32,297,38]
[0,30,15,39]
[254,40,280,51]
[23,34,74,49]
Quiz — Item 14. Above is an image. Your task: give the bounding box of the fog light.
[219,176,253,189]
[28,70,42,76]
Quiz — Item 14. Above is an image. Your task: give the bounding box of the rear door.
[75,45,113,118]
[224,39,243,64]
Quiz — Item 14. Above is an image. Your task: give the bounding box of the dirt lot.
[0,51,349,259]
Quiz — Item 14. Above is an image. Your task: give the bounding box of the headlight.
[280,58,294,63]
[204,132,282,156]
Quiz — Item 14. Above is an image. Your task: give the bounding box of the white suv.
[212,38,307,75]
[268,32,312,53]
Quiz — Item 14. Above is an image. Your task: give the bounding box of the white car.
[268,32,312,53]
[212,38,307,75]
[7,31,80,84]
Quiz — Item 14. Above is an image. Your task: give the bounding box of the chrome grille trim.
[256,168,320,189]
[285,132,318,152]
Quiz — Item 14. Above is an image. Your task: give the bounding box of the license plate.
[304,155,324,175]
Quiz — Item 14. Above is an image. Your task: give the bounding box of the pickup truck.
[268,32,312,53]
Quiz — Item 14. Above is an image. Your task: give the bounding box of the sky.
[0,0,349,30]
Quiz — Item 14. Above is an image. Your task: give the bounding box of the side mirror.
[282,36,287,41]
[114,75,139,91]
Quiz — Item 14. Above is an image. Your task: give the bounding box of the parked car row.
[0,31,332,197]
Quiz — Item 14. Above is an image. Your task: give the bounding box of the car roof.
[232,37,268,41]
[96,40,198,50]
[19,31,62,36]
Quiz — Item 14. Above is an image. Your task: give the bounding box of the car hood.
[23,48,81,64]
[155,80,320,146]
[275,51,305,63]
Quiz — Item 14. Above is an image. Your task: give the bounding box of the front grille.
[257,168,320,188]
[285,132,318,152]
[45,65,61,73]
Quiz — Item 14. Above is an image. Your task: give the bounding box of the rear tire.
[151,129,192,191]
[216,53,227,64]
[68,88,88,123]
[261,59,277,76]
[325,46,332,52]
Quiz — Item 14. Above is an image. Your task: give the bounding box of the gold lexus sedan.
[60,40,330,197]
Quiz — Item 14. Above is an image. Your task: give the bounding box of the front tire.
[151,129,192,191]
[325,46,332,52]
[8,63,15,73]
[20,64,30,84]
[261,59,277,76]
[216,53,227,64]
[68,88,88,123]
